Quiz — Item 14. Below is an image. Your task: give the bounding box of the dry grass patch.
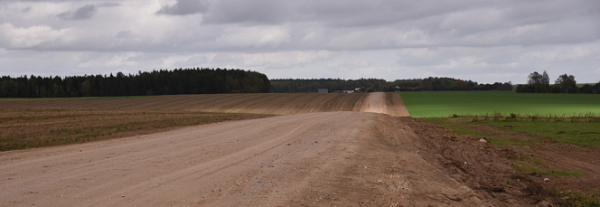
[0,105,272,151]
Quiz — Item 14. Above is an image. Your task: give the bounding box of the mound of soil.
[402,117,600,206]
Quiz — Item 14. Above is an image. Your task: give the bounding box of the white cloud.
[76,52,141,68]
[0,23,72,48]
[207,50,334,69]
[434,56,489,70]
[215,25,291,48]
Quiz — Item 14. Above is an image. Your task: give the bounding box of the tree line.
[516,71,600,93]
[271,77,513,93]
[386,77,513,91]
[0,68,271,98]
[270,78,388,93]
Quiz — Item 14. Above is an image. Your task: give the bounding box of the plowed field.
[1,93,369,115]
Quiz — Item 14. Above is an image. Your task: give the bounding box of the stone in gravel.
[544,178,550,181]
[479,138,487,142]
[287,143,291,145]
[121,194,124,197]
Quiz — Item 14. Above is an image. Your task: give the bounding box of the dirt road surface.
[359,92,410,117]
[0,93,551,206]
[360,92,387,114]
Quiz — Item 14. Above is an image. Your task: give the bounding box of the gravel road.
[1,93,492,206]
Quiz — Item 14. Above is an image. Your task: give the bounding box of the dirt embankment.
[401,118,559,206]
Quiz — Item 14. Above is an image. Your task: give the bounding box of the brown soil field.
[0,93,405,151]
[0,105,272,151]
[0,93,368,115]
[0,92,597,206]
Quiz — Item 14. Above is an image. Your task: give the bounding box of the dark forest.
[271,77,513,93]
[0,68,270,98]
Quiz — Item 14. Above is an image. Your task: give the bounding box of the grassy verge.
[0,106,272,151]
[422,117,545,146]
[512,156,586,177]
[424,114,600,147]
[422,115,599,204]
[485,121,600,147]
[554,188,600,207]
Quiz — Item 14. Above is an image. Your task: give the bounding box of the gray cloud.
[202,0,290,24]
[57,4,97,20]
[1,0,600,84]
[157,0,211,16]
[98,2,120,7]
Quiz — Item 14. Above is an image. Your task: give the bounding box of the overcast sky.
[1,0,599,84]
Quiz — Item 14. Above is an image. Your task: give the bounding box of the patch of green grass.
[513,156,586,177]
[514,161,586,177]
[422,118,483,137]
[423,118,544,146]
[553,170,587,177]
[534,160,550,168]
[554,188,600,207]
[400,91,600,118]
[485,121,600,147]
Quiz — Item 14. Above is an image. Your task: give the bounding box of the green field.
[400,91,600,118]
[486,121,600,146]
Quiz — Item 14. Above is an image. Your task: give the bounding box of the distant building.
[317,88,329,93]
[342,87,356,93]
